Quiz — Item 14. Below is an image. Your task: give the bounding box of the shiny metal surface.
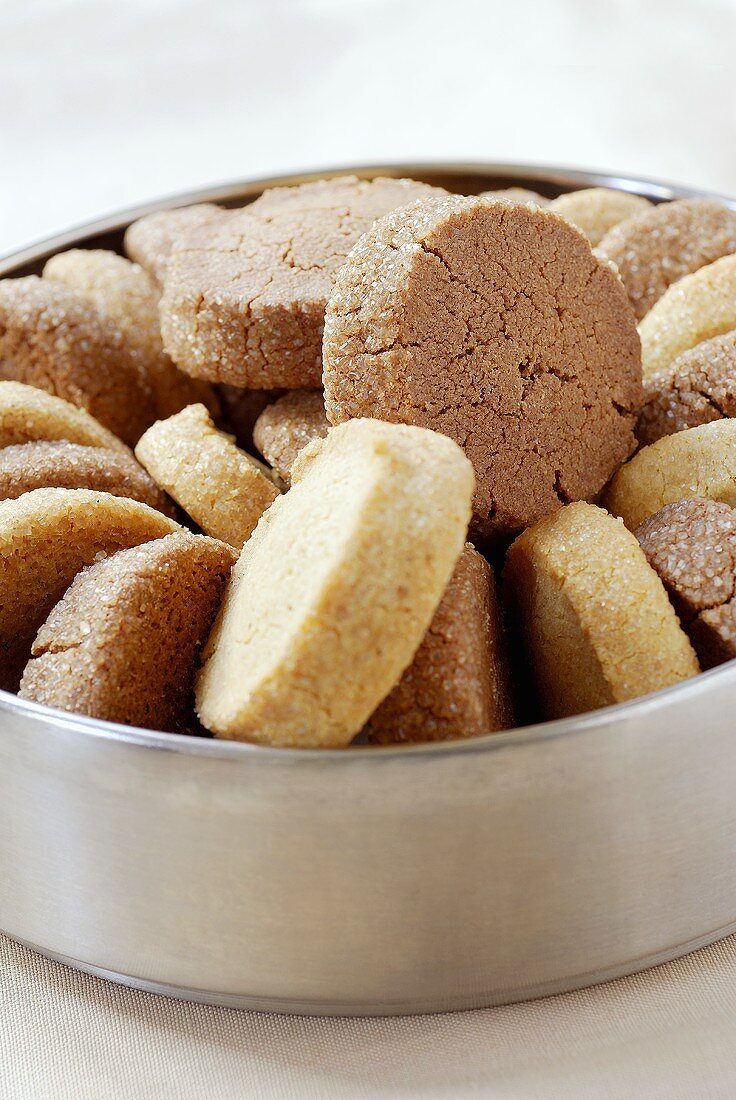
[1,163,736,1016]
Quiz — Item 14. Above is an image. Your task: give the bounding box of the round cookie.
[637,330,736,445]
[323,195,642,543]
[124,203,224,284]
[635,498,736,670]
[160,176,447,389]
[603,420,736,530]
[217,385,283,449]
[252,389,329,483]
[43,249,219,421]
[135,403,280,548]
[0,441,175,516]
[0,276,153,445]
[0,380,130,453]
[0,487,178,691]
[547,187,651,246]
[503,501,699,720]
[479,187,547,205]
[195,419,474,748]
[598,198,736,321]
[20,532,235,733]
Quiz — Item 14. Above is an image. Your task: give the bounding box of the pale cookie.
[0,276,152,445]
[503,501,699,719]
[43,250,219,420]
[323,195,642,542]
[20,532,235,733]
[252,390,329,483]
[124,203,224,284]
[0,441,175,516]
[160,176,447,389]
[479,187,547,205]
[218,385,283,449]
[196,419,474,748]
[368,545,513,744]
[598,199,736,321]
[603,420,736,530]
[637,331,736,445]
[0,380,129,453]
[636,499,736,669]
[547,188,651,247]
[135,403,280,548]
[0,487,178,690]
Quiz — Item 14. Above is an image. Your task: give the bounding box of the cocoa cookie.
[252,390,329,483]
[135,403,280,548]
[479,187,547,205]
[503,502,699,719]
[0,441,175,516]
[0,487,178,691]
[43,250,219,421]
[0,380,130,453]
[124,203,224,284]
[323,195,642,543]
[604,420,736,530]
[635,498,736,669]
[217,385,283,449]
[20,532,235,733]
[598,199,736,321]
[196,419,474,748]
[160,176,447,389]
[368,545,513,744]
[0,276,153,445]
[547,188,651,246]
[637,330,736,445]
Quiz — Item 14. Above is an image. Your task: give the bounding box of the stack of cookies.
[3,175,736,747]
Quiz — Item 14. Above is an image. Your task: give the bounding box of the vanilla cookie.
[196,419,474,748]
[0,488,178,690]
[0,276,152,445]
[504,501,699,719]
[368,545,513,744]
[124,203,224,284]
[135,403,280,548]
[479,187,547,205]
[323,195,642,542]
[604,420,736,530]
[160,176,446,389]
[598,199,736,321]
[547,188,651,246]
[252,390,329,483]
[0,381,129,453]
[20,532,235,732]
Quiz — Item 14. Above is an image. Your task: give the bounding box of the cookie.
[196,419,474,748]
[323,195,642,542]
[20,532,235,732]
[637,330,736,445]
[598,199,736,321]
[124,203,224,284]
[217,385,283,449]
[160,176,447,389]
[0,487,178,691]
[547,188,651,246]
[135,403,280,548]
[479,187,547,205]
[0,276,152,445]
[603,420,736,530]
[635,498,736,669]
[368,545,513,744]
[503,501,699,719]
[252,389,329,483]
[43,249,219,421]
[0,380,130,453]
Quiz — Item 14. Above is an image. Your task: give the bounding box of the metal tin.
[1,163,735,1017]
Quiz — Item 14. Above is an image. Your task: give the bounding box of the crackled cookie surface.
[253,389,329,483]
[324,195,642,542]
[196,419,474,748]
[124,203,224,284]
[548,187,651,246]
[20,532,235,732]
[504,502,699,719]
[0,381,129,453]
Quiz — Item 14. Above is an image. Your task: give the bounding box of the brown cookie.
[124,203,224,284]
[252,390,329,483]
[635,498,736,669]
[217,385,283,449]
[20,532,235,733]
[597,199,736,321]
[323,195,642,543]
[0,276,153,445]
[547,188,651,246]
[160,176,447,389]
[0,381,130,453]
[479,187,547,205]
[368,545,513,744]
